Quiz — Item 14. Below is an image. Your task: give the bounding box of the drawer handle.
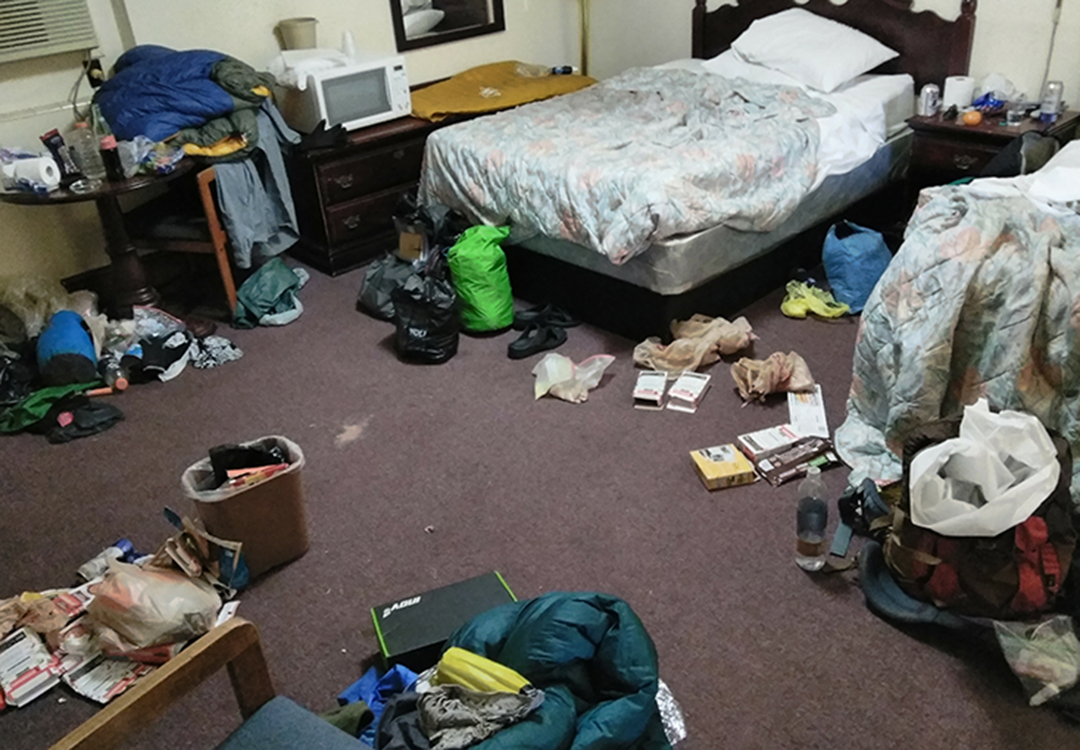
[953,154,977,171]
[343,215,362,230]
[334,174,355,189]
[393,149,405,160]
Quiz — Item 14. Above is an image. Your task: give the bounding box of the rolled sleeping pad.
[36,310,98,386]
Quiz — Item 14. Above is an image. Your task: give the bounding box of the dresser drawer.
[318,139,426,205]
[912,135,1000,176]
[325,185,412,245]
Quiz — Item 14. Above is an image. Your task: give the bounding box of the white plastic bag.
[909,399,1059,537]
[86,561,221,648]
[532,353,615,404]
[995,616,1080,706]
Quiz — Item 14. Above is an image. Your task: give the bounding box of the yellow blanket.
[411,61,596,122]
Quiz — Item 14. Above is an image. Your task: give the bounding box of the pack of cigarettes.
[755,436,839,486]
[633,371,669,410]
[690,444,757,491]
[0,627,60,708]
[666,372,711,413]
[736,424,805,463]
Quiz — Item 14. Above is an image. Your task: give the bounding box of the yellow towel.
[411,61,596,122]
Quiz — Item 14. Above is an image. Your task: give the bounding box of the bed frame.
[505,0,977,341]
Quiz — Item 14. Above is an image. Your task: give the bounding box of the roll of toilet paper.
[943,76,976,109]
[10,157,61,188]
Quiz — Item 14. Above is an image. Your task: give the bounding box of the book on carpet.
[666,372,711,413]
[788,384,829,438]
[690,444,757,491]
[633,370,669,410]
[755,436,839,486]
[736,424,805,463]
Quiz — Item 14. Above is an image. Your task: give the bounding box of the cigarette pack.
[633,371,669,410]
[690,444,757,491]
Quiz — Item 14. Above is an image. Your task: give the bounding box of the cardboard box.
[691,444,756,491]
[371,572,516,672]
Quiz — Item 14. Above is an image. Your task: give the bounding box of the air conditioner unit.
[0,0,98,65]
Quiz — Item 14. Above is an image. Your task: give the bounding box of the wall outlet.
[85,58,104,88]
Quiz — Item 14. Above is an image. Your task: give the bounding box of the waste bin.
[277,17,317,50]
[181,436,309,579]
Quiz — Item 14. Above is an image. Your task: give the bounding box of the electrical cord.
[1039,0,1064,101]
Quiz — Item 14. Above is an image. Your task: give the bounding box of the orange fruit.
[962,110,983,126]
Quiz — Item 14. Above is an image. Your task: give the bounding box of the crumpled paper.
[532,353,615,403]
[634,314,754,374]
[731,351,814,402]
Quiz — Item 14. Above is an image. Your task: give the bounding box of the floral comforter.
[419,68,834,265]
[836,184,1080,503]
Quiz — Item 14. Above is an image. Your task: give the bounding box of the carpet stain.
[335,416,372,447]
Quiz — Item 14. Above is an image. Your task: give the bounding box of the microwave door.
[325,70,392,129]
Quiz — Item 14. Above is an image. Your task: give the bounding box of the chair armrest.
[49,618,275,750]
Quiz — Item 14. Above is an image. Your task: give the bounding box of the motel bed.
[419,0,979,339]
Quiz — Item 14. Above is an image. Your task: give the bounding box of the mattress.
[518,129,911,296]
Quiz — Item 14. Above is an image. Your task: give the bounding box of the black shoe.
[507,324,568,359]
[512,303,580,330]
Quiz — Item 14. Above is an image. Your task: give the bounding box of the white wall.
[589,0,1080,105]
[0,0,576,280]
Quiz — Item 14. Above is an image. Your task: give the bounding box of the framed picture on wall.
[390,0,506,51]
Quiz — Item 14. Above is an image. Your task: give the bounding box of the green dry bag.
[447,225,514,332]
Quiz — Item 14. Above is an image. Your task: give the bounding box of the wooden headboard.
[692,0,977,91]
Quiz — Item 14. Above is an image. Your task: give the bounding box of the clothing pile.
[328,592,680,750]
[0,277,243,445]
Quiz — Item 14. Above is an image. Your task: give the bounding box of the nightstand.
[907,109,1080,193]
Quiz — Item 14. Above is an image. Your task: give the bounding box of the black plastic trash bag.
[357,253,416,320]
[391,255,458,364]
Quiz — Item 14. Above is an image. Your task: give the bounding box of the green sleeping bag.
[447,226,514,332]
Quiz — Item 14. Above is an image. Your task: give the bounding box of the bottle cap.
[74,121,89,129]
[100,134,117,149]
[113,376,129,391]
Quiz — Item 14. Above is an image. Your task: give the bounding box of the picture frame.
[389,0,506,52]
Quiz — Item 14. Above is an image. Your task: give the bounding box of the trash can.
[181,436,309,579]
[277,17,317,50]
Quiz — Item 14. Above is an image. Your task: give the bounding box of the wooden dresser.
[907,110,1080,192]
[287,116,464,276]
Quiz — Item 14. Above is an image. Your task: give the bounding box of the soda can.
[919,84,941,116]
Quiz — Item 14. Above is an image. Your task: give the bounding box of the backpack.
[881,419,1077,619]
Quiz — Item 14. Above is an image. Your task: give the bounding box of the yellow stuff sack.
[433,646,530,694]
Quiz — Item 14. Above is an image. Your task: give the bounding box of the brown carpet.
[1,264,1075,749]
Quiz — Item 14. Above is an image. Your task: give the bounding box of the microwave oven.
[281,56,412,134]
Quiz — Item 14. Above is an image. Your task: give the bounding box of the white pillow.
[731,9,898,93]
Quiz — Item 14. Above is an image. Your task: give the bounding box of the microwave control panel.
[390,64,411,113]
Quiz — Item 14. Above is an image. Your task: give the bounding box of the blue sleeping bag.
[95,45,232,141]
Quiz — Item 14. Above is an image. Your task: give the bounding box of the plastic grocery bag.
[86,561,221,648]
[532,353,614,403]
[822,221,892,313]
[909,399,1060,537]
[995,616,1080,706]
[357,253,416,320]
[447,226,514,332]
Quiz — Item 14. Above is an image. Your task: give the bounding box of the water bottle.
[100,356,129,391]
[68,122,106,180]
[795,466,829,571]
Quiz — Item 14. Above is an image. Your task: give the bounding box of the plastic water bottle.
[68,122,106,180]
[796,466,829,571]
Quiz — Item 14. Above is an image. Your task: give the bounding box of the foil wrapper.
[657,678,687,745]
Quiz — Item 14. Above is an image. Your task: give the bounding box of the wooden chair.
[127,167,239,317]
[49,618,370,750]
